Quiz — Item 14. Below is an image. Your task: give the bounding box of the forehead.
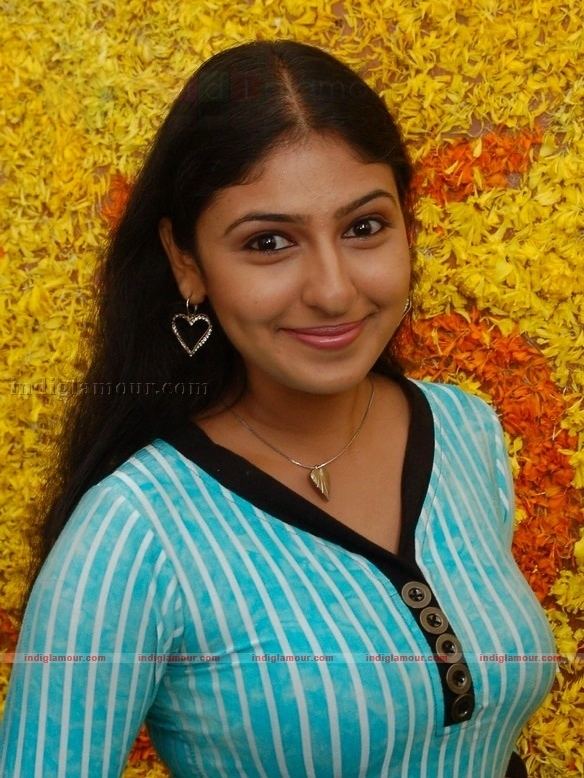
[202,134,398,219]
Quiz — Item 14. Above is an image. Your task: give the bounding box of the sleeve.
[0,477,184,777]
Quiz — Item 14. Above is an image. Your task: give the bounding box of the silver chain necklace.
[228,376,375,501]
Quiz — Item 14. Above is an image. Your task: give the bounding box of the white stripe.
[167,447,321,777]
[161,576,179,621]
[118,546,166,769]
[421,385,545,775]
[7,486,116,776]
[461,393,551,768]
[430,412,514,776]
[317,537,437,776]
[64,509,144,776]
[193,474,339,778]
[116,462,257,778]
[244,502,347,777]
[282,529,372,774]
[440,390,547,711]
[135,449,286,778]
[186,474,300,777]
[38,488,126,777]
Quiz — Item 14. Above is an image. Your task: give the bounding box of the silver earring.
[171,295,213,357]
[399,297,412,324]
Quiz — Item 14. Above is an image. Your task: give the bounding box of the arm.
[0,478,183,777]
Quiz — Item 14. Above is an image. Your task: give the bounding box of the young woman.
[0,39,556,777]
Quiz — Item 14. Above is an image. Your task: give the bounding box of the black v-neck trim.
[158,364,434,580]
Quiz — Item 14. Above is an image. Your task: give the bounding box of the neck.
[230,371,375,455]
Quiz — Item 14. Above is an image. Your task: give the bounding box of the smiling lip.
[282,318,367,349]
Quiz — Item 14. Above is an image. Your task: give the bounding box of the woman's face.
[163,132,411,396]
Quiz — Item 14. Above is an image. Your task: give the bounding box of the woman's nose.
[300,243,357,315]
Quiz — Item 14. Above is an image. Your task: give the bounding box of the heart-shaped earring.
[171,296,213,357]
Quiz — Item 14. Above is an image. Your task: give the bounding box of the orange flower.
[412,126,545,204]
[100,172,133,231]
[128,724,159,763]
[0,606,19,653]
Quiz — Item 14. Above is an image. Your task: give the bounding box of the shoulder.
[404,377,509,473]
[46,439,192,574]
[407,378,501,430]
[23,443,187,648]
[402,378,516,539]
[89,437,194,514]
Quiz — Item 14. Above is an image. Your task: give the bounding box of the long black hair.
[18,38,416,620]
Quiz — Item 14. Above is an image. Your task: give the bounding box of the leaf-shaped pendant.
[309,466,330,500]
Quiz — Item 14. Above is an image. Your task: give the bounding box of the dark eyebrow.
[222,188,398,237]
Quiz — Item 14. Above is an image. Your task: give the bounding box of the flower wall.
[0,1,582,776]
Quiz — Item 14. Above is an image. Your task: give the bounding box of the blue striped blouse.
[0,377,557,777]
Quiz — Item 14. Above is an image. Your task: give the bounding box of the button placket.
[446,663,471,694]
[435,633,463,664]
[401,581,432,608]
[451,693,474,722]
[420,606,449,635]
[399,578,475,726]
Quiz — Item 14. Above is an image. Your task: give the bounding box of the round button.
[401,581,431,608]
[435,633,462,663]
[446,662,471,694]
[420,606,449,635]
[451,693,474,722]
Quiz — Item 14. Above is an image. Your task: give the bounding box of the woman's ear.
[158,217,207,302]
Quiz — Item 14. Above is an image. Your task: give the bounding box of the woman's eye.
[244,233,294,254]
[345,216,389,238]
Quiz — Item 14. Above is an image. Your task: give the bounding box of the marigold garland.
[1,1,582,776]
